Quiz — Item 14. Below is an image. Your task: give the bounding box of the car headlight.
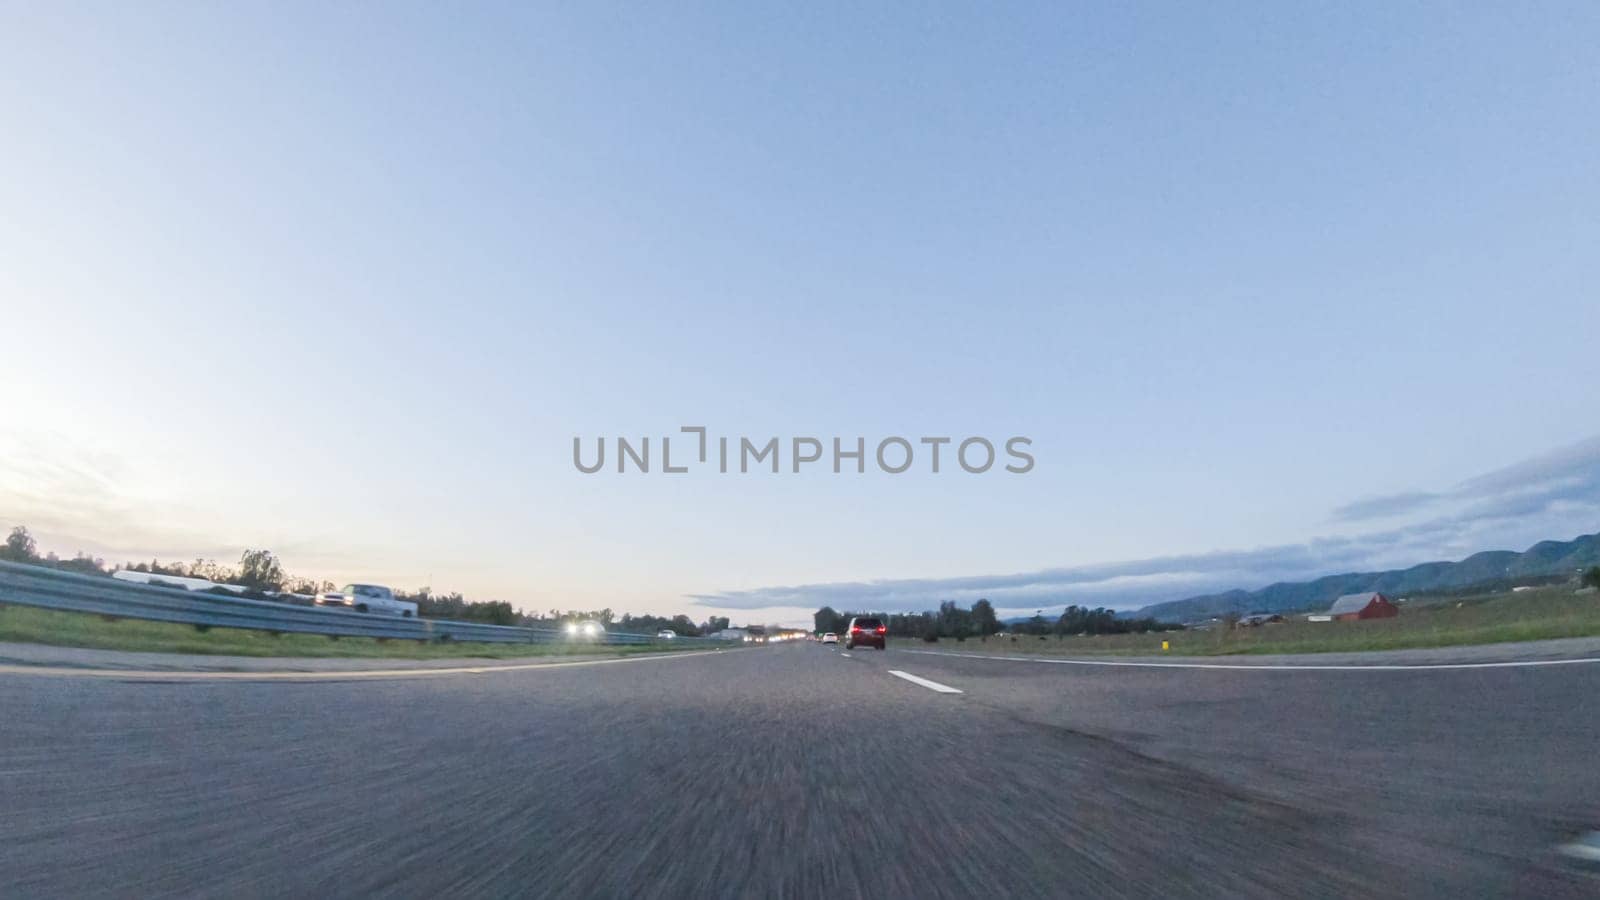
[565,623,578,635]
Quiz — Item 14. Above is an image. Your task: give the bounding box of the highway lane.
[2,643,1596,898]
[881,645,1600,896]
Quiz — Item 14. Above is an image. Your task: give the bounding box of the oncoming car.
[844,616,887,650]
[565,620,605,641]
[314,584,417,617]
[820,632,838,644]
[656,629,677,639]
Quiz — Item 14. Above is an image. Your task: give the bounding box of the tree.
[402,590,522,625]
[972,599,1000,636]
[55,552,106,576]
[3,525,37,562]
[814,606,841,634]
[236,549,286,592]
[1021,611,1049,635]
[1584,566,1600,590]
[285,577,326,596]
[937,600,972,639]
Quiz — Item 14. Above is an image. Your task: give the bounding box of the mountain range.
[1131,532,1600,623]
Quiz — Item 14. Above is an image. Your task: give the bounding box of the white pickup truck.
[315,583,417,617]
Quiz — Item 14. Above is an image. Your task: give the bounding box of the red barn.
[1327,592,1399,621]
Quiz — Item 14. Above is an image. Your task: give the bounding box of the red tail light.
[850,626,862,633]
[875,626,886,634]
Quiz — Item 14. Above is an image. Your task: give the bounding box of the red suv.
[844,616,887,650]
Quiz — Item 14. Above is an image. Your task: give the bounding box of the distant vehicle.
[565,620,605,641]
[820,632,838,644]
[844,616,887,650]
[656,629,677,639]
[314,584,416,617]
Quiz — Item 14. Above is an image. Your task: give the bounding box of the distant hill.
[1132,532,1600,623]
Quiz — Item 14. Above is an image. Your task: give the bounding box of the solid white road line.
[888,669,963,693]
[839,652,852,658]
[903,648,1600,672]
[0,649,730,682]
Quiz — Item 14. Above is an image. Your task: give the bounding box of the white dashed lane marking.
[888,670,962,694]
[1558,831,1600,865]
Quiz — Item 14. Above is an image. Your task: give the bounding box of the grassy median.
[917,586,1600,657]
[0,605,711,659]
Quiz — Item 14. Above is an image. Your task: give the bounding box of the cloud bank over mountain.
[690,435,1600,616]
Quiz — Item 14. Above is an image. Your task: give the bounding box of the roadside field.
[0,605,706,659]
[940,586,1600,656]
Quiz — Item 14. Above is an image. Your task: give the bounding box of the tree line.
[121,548,328,595]
[1007,604,1182,636]
[0,525,731,632]
[814,598,1182,640]
[814,599,1002,639]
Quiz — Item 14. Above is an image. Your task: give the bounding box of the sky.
[2,3,1598,626]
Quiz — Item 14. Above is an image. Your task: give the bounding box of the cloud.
[1332,436,1600,524]
[0,427,355,567]
[689,531,1444,616]
[1329,491,1440,521]
[691,434,1600,617]
[0,430,222,558]
[1459,436,1600,495]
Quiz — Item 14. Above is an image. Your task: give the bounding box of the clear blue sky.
[3,3,1598,625]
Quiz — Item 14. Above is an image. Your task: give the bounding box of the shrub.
[922,633,939,643]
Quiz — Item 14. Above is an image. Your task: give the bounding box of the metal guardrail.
[0,560,707,646]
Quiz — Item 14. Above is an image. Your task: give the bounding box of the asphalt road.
[3,643,1598,898]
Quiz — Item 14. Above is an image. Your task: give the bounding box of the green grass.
[0,605,710,660]
[943,586,1600,657]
